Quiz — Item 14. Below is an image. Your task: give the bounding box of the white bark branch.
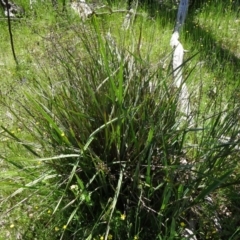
[170,0,191,118]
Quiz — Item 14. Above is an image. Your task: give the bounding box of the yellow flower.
[108,234,113,240]
[63,225,67,229]
[61,132,65,137]
[55,227,59,231]
[47,210,51,214]
[180,222,186,227]
[120,213,126,220]
[134,236,138,240]
[10,224,14,228]
[100,236,104,240]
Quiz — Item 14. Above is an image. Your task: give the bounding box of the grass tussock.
[0,1,240,239]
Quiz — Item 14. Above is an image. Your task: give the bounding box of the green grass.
[0,1,240,239]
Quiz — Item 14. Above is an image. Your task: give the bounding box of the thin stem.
[6,0,18,66]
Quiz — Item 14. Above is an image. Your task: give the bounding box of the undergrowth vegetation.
[1,0,240,239]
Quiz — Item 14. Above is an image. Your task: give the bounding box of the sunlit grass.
[196,1,240,57]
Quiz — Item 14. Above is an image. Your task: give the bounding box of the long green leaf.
[192,169,233,204]
[1,126,40,157]
[25,93,71,146]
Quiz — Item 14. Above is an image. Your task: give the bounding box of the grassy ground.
[0,0,240,239]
